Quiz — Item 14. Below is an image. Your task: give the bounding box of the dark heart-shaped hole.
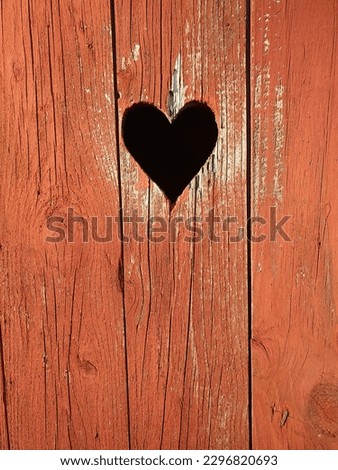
[122,101,218,203]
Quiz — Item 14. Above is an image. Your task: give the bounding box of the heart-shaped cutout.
[122,101,218,203]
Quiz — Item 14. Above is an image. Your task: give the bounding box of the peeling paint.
[263,14,270,54]
[254,73,262,109]
[215,68,245,183]
[264,38,270,53]
[121,43,141,70]
[253,64,271,208]
[273,79,285,202]
[90,72,117,184]
[167,53,187,118]
[132,44,140,61]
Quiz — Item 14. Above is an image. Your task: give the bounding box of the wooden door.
[0,0,337,450]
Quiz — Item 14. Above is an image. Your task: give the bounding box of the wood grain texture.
[251,0,338,449]
[0,0,129,449]
[1,0,249,450]
[115,0,249,449]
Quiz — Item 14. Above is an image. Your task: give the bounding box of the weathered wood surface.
[0,0,129,449]
[251,0,338,449]
[0,0,248,449]
[115,0,249,449]
[2,0,336,451]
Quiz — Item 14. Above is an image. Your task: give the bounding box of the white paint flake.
[263,14,270,54]
[121,44,141,70]
[264,38,270,53]
[132,44,140,61]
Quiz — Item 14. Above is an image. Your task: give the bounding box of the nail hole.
[122,101,218,203]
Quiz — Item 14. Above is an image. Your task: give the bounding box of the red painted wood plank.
[1,0,250,450]
[251,0,338,449]
[115,0,249,449]
[0,0,129,449]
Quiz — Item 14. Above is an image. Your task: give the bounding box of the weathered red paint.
[0,0,248,449]
[251,0,338,450]
[115,0,248,450]
[1,0,336,451]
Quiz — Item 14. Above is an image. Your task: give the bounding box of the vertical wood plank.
[251,0,338,449]
[115,0,249,449]
[0,0,129,449]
